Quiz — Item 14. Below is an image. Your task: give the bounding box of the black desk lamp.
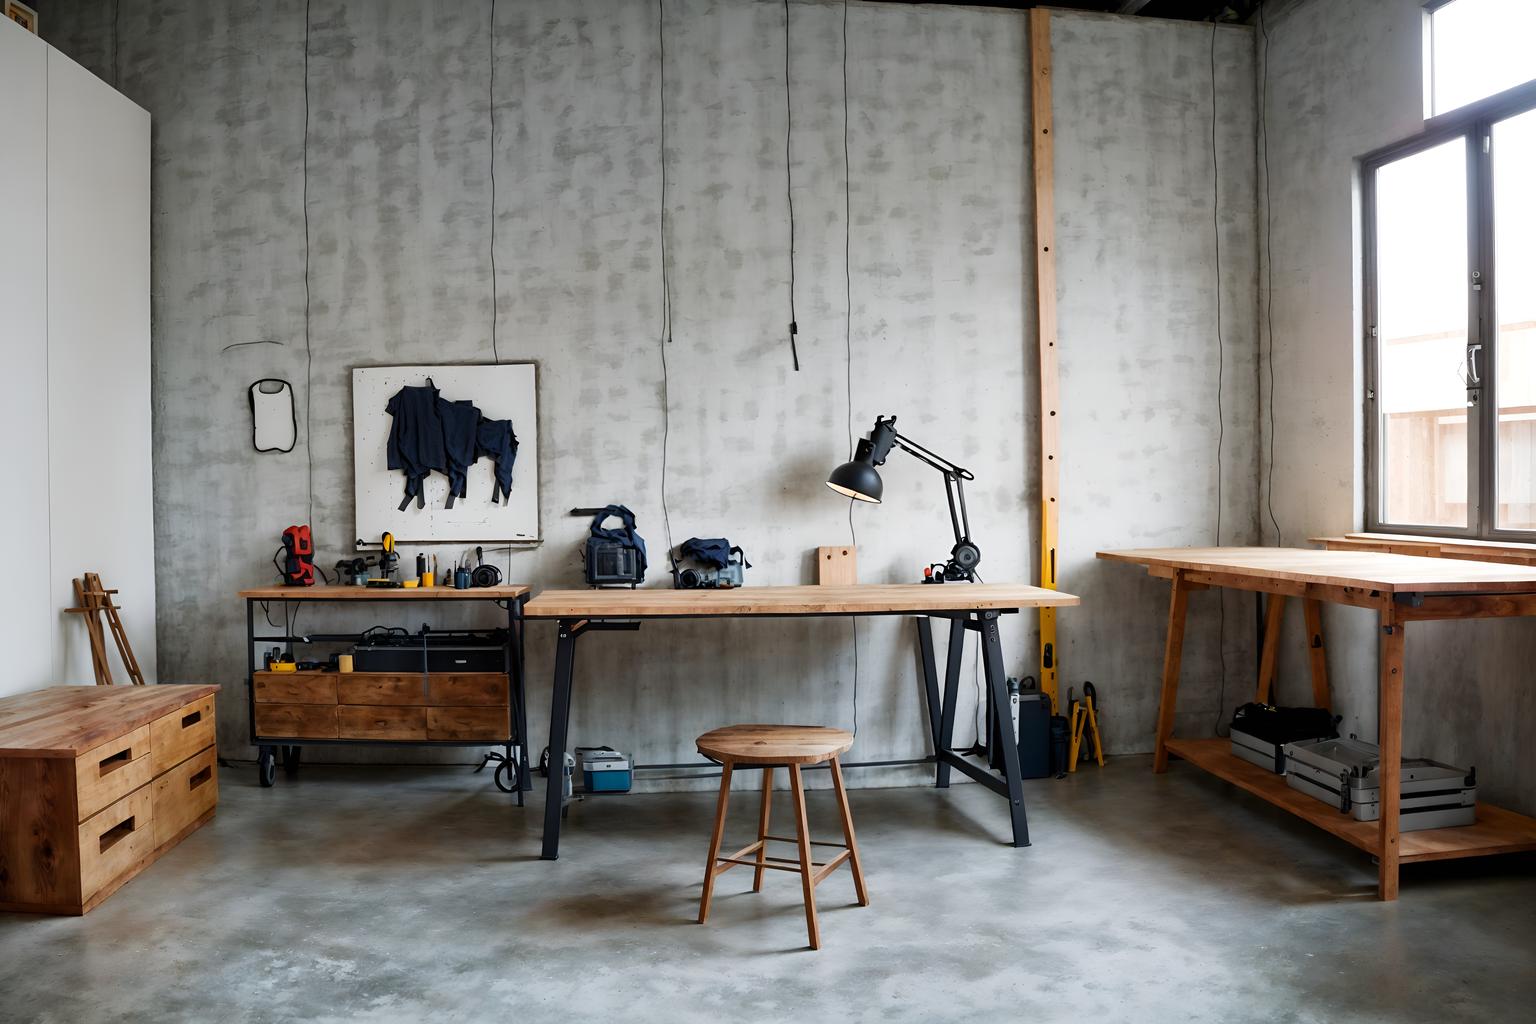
[827,415,981,582]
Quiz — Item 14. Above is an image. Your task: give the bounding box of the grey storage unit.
[1284,737,1477,831]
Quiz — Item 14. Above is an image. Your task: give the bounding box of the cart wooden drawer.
[253,703,338,739]
[151,694,216,775]
[153,745,217,848]
[77,786,153,904]
[426,706,508,741]
[75,724,152,822]
[338,705,426,740]
[254,672,337,704]
[337,675,427,706]
[428,674,508,706]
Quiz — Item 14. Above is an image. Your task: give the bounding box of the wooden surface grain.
[0,686,220,759]
[697,724,854,765]
[1097,546,1536,594]
[239,583,530,600]
[1165,738,1536,863]
[1315,533,1536,566]
[523,582,1078,619]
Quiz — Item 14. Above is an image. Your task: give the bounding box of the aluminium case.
[1283,737,1476,830]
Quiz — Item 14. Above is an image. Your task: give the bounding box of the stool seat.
[696,724,853,765]
[694,723,867,950]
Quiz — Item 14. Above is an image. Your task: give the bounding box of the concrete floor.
[3,757,1535,1023]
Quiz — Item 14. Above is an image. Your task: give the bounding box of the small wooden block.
[816,546,858,586]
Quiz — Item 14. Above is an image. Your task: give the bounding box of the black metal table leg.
[979,610,1030,847]
[935,619,966,788]
[540,620,581,860]
[916,617,943,761]
[506,596,528,805]
[514,597,531,793]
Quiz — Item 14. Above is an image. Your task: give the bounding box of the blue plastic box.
[576,747,632,793]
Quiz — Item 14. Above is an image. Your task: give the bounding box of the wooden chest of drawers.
[0,684,219,915]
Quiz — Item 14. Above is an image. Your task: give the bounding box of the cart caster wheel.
[493,759,517,793]
[281,745,301,776]
[257,748,277,788]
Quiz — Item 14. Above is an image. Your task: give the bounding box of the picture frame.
[4,1,38,34]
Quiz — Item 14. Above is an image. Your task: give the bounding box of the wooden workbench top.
[239,583,531,600]
[523,582,1078,619]
[0,685,220,759]
[1097,546,1536,594]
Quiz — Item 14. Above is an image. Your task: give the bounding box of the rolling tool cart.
[239,584,532,799]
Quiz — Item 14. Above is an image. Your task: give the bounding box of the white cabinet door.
[46,48,156,685]
[0,21,53,697]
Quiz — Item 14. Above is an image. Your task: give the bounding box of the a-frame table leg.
[1303,598,1332,710]
[1153,572,1192,773]
[1256,594,1287,703]
[1378,605,1405,901]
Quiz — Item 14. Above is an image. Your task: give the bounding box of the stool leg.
[698,760,734,925]
[754,765,774,893]
[829,755,868,907]
[789,763,820,950]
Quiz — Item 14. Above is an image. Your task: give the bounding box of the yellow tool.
[1067,682,1104,772]
[365,531,402,586]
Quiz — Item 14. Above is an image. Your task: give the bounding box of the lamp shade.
[826,459,883,503]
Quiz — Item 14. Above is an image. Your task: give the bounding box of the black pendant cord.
[111,0,121,88]
[489,0,500,364]
[1259,1,1281,546]
[303,0,315,531]
[657,0,675,555]
[843,0,856,739]
[784,0,799,371]
[1211,20,1229,735]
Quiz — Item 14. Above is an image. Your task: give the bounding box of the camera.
[677,561,745,589]
[671,538,750,590]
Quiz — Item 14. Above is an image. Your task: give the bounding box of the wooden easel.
[65,573,145,686]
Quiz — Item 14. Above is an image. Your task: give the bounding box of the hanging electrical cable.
[841,0,857,738]
[489,0,500,364]
[657,0,675,555]
[303,0,315,531]
[1210,19,1230,734]
[1259,1,1281,546]
[783,0,800,371]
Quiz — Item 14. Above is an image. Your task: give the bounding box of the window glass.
[1374,138,1470,528]
[1493,107,1536,529]
[1429,0,1536,116]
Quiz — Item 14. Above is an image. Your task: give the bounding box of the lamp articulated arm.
[852,415,981,581]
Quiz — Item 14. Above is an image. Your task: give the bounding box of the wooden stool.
[695,724,868,950]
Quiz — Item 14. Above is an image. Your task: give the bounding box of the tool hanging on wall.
[1066,682,1103,772]
[64,573,145,686]
[277,524,316,586]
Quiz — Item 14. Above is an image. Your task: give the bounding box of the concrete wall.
[1053,13,1260,753]
[40,0,1256,786]
[1258,0,1536,815]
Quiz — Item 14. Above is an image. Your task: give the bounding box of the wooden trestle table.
[1099,545,1536,900]
[522,583,1079,860]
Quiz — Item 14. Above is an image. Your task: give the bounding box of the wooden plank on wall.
[1030,8,1061,714]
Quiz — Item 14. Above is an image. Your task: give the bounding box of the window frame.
[1362,77,1536,540]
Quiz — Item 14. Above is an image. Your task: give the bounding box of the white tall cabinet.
[0,19,156,695]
